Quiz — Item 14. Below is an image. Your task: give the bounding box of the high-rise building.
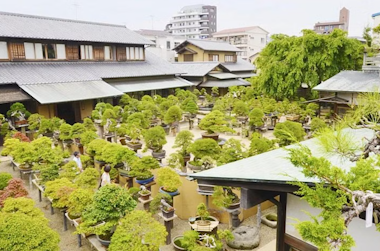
[165,4,217,39]
[314,7,349,34]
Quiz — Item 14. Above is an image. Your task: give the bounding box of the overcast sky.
[1,0,380,37]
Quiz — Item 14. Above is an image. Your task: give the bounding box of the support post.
[158,213,177,245]
[63,210,68,231]
[270,193,287,251]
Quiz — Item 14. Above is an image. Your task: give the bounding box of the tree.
[109,210,167,251]
[373,24,380,34]
[199,110,234,135]
[255,29,363,99]
[249,108,265,130]
[249,132,275,156]
[164,105,182,125]
[274,121,306,146]
[218,138,247,165]
[363,26,373,47]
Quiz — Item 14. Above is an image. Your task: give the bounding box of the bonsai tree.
[212,186,240,209]
[218,138,247,165]
[249,132,275,156]
[127,112,150,129]
[80,130,98,147]
[167,153,185,172]
[157,167,182,193]
[0,198,60,251]
[59,161,79,182]
[77,184,137,235]
[108,210,167,251]
[249,108,265,131]
[182,98,199,116]
[273,120,306,146]
[217,229,234,251]
[0,172,12,190]
[164,105,182,135]
[8,140,35,167]
[34,163,60,185]
[233,100,249,117]
[187,139,221,166]
[211,86,219,97]
[199,110,234,136]
[193,89,201,98]
[143,126,167,152]
[7,102,31,122]
[11,132,30,142]
[91,102,113,122]
[173,130,194,157]
[28,113,44,132]
[150,193,173,213]
[44,178,77,208]
[74,168,100,190]
[310,117,327,133]
[67,188,94,219]
[38,117,63,136]
[100,143,136,167]
[59,123,73,142]
[86,139,109,157]
[129,156,160,181]
[83,118,97,132]
[71,123,86,140]
[196,203,209,223]
[0,178,29,206]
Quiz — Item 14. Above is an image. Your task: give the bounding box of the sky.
[1,0,380,37]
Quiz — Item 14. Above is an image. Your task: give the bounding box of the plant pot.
[161,208,175,219]
[161,125,170,135]
[201,132,219,141]
[19,164,31,170]
[139,191,151,200]
[96,232,113,247]
[196,219,211,226]
[159,186,179,196]
[237,116,248,123]
[94,119,102,124]
[65,212,81,222]
[119,137,127,145]
[187,162,202,171]
[183,154,191,164]
[172,236,186,251]
[226,201,241,210]
[188,217,196,224]
[152,150,166,159]
[42,132,54,138]
[125,141,142,151]
[95,159,106,166]
[136,176,154,185]
[15,120,28,126]
[63,139,73,145]
[261,213,278,228]
[114,163,124,168]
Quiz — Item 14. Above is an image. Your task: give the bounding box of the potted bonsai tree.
[129,156,160,185]
[138,186,151,200]
[173,130,194,166]
[199,110,234,140]
[80,130,98,148]
[249,108,265,132]
[212,186,240,210]
[143,126,167,159]
[44,178,77,208]
[187,139,221,171]
[150,193,174,218]
[28,113,44,133]
[74,167,100,190]
[164,105,182,136]
[71,123,86,144]
[59,123,73,145]
[38,117,63,138]
[100,143,135,168]
[66,188,94,221]
[7,102,31,127]
[196,203,210,225]
[233,100,249,122]
[182,98,199,119]
[157,167,182,196]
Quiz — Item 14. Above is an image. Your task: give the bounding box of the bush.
[44,178,77,205]
[218,138,247,165]
[67,188,94,218]
[59,161,79,181]
[150,193,172,213]
[129,156,160,180]
[74,168,100,190]
[249,108,265,128]
[59,123,73,141]
[249,133,275,156]
[0,172,12,190]
[35,163,60,185]
[7,102,31,119]
[233,100,249,117]
[310,117,327,133]
[173,130,194,156]
[100,143,135,167]
[199,110,234,134]
[143,126,167,152]
[109,210,167,251]
[0,178,28,206]
[87,139,109,157]
[80,130,99,147]
[274,121,306,146]
[157,167,182,192]
[182,98,199,115]
[187,139,221,161]
[164,105,182,125]
[71,123,86,139]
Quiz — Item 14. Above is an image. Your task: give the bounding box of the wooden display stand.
[158,212,177,245]
[138,197,153,211]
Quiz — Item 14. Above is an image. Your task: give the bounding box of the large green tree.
[255,29,363,99]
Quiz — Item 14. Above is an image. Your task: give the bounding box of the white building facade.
[212,26,269,63]
[373,12,380,46]
[165,4,217,39]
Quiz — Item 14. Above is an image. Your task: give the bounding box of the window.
[104,46,112,60]
[184,54,193,62]
[126,47,144,60]
[225,55,235,62]
[24,42,43,60]
[209,54,219,61]
[93,46,105,61]
[66,44,79,60]
[9,43,25,60]
[116,46,126,61]
[80,45,93,60]
[42,44,56,59]
[0,41,8,59]
[166,41,171,50]
[261,38,265,44]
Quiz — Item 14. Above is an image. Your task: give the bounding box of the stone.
[227,225,260,250]
[261,213,277,228]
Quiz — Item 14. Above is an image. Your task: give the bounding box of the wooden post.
[138,197,153,211]
[158,213,177,245]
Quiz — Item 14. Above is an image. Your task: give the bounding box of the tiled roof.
[313,71,380,93]
[0,85,31,104]
[221,58,256,72]
[173,62,220,77]
[190,128,374,184]
[200,78,250,88]
[0,52,183,85]
[175,39,241,52]
[135,29,171,37]
[213,26,269,36]
[0,11,153,45]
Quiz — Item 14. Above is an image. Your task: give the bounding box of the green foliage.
[249,133,275,156]
[182,98,199,115]
[310,117,327,133]
[86,139,108,156]
[0,172,12,190]
[7,102,31,119]
[129,156,160,180]
[59,161,79,181]
[164,105,182,125]
[127,112,150,129]
[196,203,209,221]
[74,168,100,190]
[274,121,306,146]
[249,108,265,128]
[0,122,10,136]
[143,126,167,152]
[187,139,221,161]
[35,163,59,185]
[109,210,167,251]
[0,198,60,251]
[199,110,234,134]
[38,117,63,135]
[28,113,44,131]
[374,24,380,34]
[83,118,97,131]
[157,167,182,192]
[255,30,363,99]
[363,26,373,47]
[150,193,172,213]
[59,123,73,140]
[233,100,249,117]
[127,187,140,201]
[173,130,194,156]
[71,123,86,139]
[100,143,136,167]
[218,138,247,165]
[80,130,99,146]
[67,188,94,218]
[180,230,200,251]
[44,178,77,203]
[212,186,240,209]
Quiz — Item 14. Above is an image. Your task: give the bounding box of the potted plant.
[173,130,194,165]
[44,178,77,207]
[164,106,182,136]
[196,203,210,225]
[59,123,73,145]
[0,172,12,190]
[273,120,306,146]
[249,108,265,132]
[74,168,100,190]
[199,110,234,140]
[108,210,167,251]
[100,143,135,168]
[86,139,108,162]
[157,167,182,196]
[71,123,86,144]
[187,139,221,170]
[28,113,44,133]
[143,126,167,159]
[77,184,137,247]
[212,186,240,210]
[173,231,198,251]
[0,178,29,206]
[59,161,80,182]
[150,193,174,218]
[80,130,98,148]
[233,100,249,122]
[182,98,199,118]
[7,102,31,126]
[66,188,94,221]
[34,163,60,185]
[129,156,160,185]
[38,117,63,137]
[127,187,140,202]
[138,186,151,200]
[83,118,97,132]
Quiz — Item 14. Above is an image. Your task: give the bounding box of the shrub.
[199,110,234,134]
[59,161,79,182]
[6,102,31,119]
[233,100,249,117]
[2,197,46,222]
[71,123,86,139]
[109,210,167,251]
[310,117,327,133]
[196,203,209,221]
[182,98,199,115]
[187,139,221,162]
[150,193,172,213]
[249,108,265,129]
[249,133,275,156]
[27,113,44,131]
[143,126,167,152]
[80,130,99,147]
[164,105,182,125]
[74,168,100,190]
[129,156,160,180]
[127,112,150,129]
[11,131,30,142]
[173,130,194,156]
[212,186,240,209]
[0,172,12,190]
[34,163,60,185]
[44,178,77,204]
[59,123,73,141]
[67,188,94,218]
[100,143,135,167]
[157,167,182,192]
[218,138,247,165]
[0,178,28,206]
[87,139,109,157]
[274,121,306,146]
[38,117,62,135]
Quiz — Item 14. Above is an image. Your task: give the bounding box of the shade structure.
[19,80,123,104]
[208,73,238,79]
[199,78,251,88]
[109,77,194,93]
[0,85,31,104]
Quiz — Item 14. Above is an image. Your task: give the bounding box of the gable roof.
[213,26,269,36]
[135,29,171,37]
[221,58,256,72]
[173,62,220,77]
[313,71,380,93]
[0,11,153,45]
[174,39,241,52]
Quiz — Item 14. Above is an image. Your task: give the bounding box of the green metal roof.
[189,128,375,184]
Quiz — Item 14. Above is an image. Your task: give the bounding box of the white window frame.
[0,41,8,59]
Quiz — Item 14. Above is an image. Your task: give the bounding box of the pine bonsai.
[143,126,167,153]
[0,172,12,190]
[199,110,234,135]
[157,167,182,193]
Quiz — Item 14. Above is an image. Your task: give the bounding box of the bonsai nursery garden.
[0,87,323,251]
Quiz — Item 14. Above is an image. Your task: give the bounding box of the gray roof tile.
[0,12,153,45]
[221,58,256,72]
[173,62,220,77]
[175,39,241,52]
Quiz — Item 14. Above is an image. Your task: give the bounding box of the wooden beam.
[240,188,280,209]
[284,234,318,251]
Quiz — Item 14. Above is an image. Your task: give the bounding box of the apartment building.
[373,12,380,46]
[0,12,193,123]
[135,29,185,62]
[165,4,217,39]
[314,7,349,34]
[212,26,269,63]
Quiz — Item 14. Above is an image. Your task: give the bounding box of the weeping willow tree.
[287,91,380,251]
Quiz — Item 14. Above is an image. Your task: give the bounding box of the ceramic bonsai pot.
[135,176,154,185]
[139,190,151,200]
[159,186,179,197]
[152,150,166,159]
[161,208,175,218]
[201,132,219,141]
[226,201,241,210]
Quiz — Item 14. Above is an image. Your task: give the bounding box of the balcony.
[201,30,210,34]
[170,16,201,23]
[201,16,209,20]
